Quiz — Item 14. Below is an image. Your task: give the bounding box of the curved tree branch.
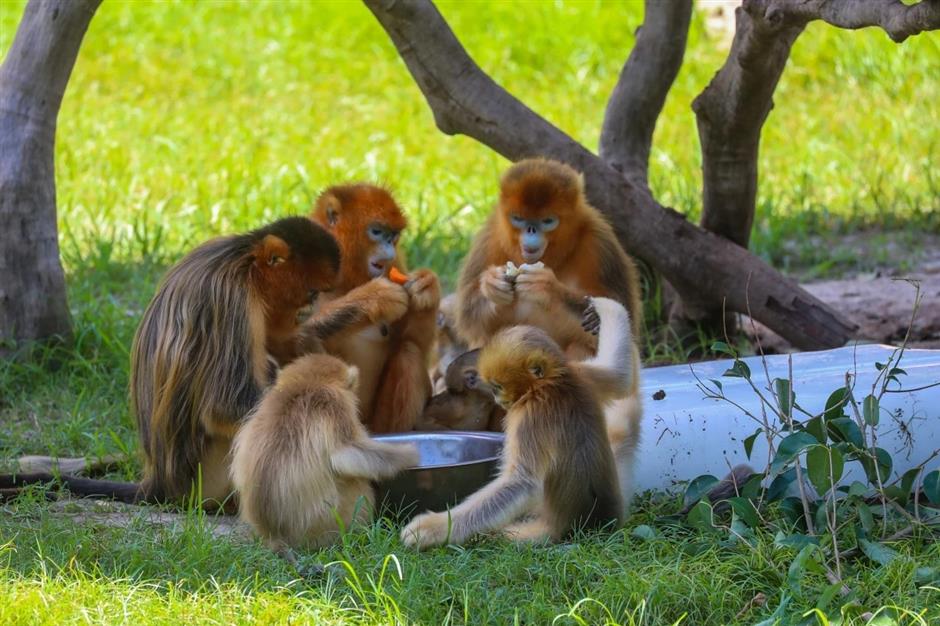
[763,0,940,43]
[599,0,693,188]
[0,0,101,351]
[363,0,857,350]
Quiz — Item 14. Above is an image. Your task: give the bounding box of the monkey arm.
[401,470,538,548]
[331,440,419,480]
[298,279,409,348]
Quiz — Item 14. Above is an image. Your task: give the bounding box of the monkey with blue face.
[455,158,642,359]
[310,184,441,434]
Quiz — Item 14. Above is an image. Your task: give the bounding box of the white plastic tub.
[635,344,940,492]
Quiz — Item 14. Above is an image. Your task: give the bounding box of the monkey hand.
[514,265,562,306]
[400,511,455,550]
[581,297,600,336]
[354,278,409,324]
[479,266,514,307]
[405,269,442,312]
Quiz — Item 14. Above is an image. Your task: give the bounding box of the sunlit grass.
[1,1,938,623]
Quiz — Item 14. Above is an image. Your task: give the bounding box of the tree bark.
[693,3,804,250]
[0,0,100,353]
[363,0,856,350]
[599,0,693,188]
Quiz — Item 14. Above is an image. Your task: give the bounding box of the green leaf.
[722,359,751,380]
[924,470,940,505]
[914,567,940,584]
[741,473,763,498]
[753,594,791,626]
[630,525,659,541]
[710,341,735,356]
[774,531,819,550]
[827,417,864,449]
[862,394,879,426]
[804,415,827,444]
[774,378,793,417]
[861,447,893,485]
[708,378,722,393]
[787,544,819,593]
[744,428,762,460]
[900,467,921,497]
[847,481,867,497]
[685,500,714,532]
[778,497,806,528]
[767,468,797,502]
[857,500,874,533]
[857,537,899,566]
[683,474,719,508]
[728,497,760,527]
[806,445,844,495]
[824,387,849,420]
[728,512,755,545]
[770,432,818,475]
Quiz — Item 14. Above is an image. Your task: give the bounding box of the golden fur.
[401,324,624,549]
[231,354,418,555]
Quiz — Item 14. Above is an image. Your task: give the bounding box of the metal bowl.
[372,431,504,520]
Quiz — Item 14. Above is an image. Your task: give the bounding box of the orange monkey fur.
[311,184,441,433]
[455,158,642,359]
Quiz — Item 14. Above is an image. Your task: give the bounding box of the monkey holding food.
[310,184,441,434]
[231,353,418,564]
[456,158,642,359]
[401,297,635,549]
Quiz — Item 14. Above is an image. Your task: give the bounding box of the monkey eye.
[369,227,384,239]
[541,216,559,231]
[268,255,284,267]
[509,215,526,229]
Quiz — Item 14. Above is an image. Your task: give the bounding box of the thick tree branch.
[363,0,857,350]
[765,0,940,43]
[1,0,101,352]
[599,0,692,188]
[692,0,937,250]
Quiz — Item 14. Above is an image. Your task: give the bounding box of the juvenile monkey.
[456,158,642,359]
[231,354,418,562]
[418,349,504,432]
[311,184,441,433]
[2,218,341,507]
[401,323,626,549]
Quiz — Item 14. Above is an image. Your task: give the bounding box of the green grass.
[1,0,939,623]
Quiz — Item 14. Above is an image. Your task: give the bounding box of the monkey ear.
[319,193,341,227]
[345,365,360,391]
[256,235,290,267]
[528,357,546,379]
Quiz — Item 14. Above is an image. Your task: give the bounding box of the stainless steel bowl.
[372,431,504,520]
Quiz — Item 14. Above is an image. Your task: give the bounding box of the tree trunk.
[0,0,101,354]
[599,0,693,189]
[363,0,857,350]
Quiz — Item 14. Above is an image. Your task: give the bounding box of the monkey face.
[499,160,582,264]
[365,222,401,278]
[312,184,408,289]
[478,327,564,409]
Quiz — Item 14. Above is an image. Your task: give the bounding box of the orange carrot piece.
[389,267,409,285]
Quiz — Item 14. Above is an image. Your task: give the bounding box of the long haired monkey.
[310,184,441,433]
[401,319,630,550]
[231,354,418,564]
[1,218,341,507]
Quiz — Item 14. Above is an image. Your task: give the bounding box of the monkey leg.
[401,473,538,549]
[370,342,431,433]
[502,516,552,543]
[606,393,642,515]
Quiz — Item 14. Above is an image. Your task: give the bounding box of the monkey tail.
[0,472,147,504]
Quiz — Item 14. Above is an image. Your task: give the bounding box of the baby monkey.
[401,316,627,549]
[231,354,418,566]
